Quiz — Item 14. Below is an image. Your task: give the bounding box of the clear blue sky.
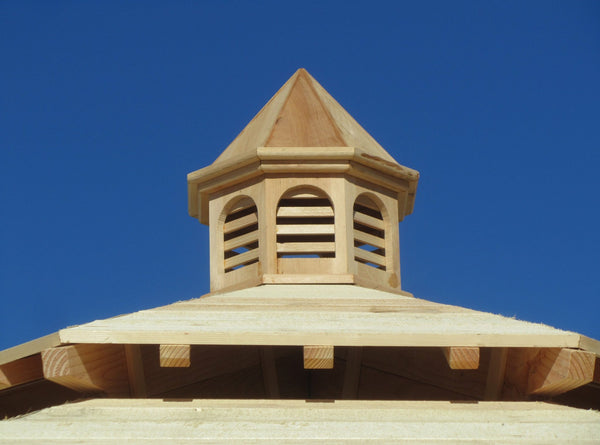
[1,1,599,350]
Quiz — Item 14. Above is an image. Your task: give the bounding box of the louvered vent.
[223,198,259,273]
[276,189,335,258]
[354,195,386,270]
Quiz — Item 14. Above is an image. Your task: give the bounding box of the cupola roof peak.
[188,69,419,224]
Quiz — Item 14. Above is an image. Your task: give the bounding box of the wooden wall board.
[2,399,599,443]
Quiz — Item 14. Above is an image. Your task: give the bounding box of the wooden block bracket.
[504,347,596,399]
[528,348,595,396]
[159,344,191,368]
[443,347,480,370]
[304,345,334,369]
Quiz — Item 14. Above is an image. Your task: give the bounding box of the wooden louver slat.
[353,196,386,270]
[276,192,335,258]
[224,199,259,273]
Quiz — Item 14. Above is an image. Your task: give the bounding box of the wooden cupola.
[187,69,419,293]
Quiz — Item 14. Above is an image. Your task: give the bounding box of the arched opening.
[222,197,259,273]
[353,194,386,270]
[276,187,335,259]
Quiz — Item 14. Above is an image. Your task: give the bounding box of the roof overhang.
[187,147,420,225]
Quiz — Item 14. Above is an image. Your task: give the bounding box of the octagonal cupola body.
[188,69,419,294]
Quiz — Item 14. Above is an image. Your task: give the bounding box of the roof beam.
[484,348,508,400]
[259,346,280,398]
[159,344,191,368]
[505,347,595,398]
[341,347,363,399]
[124,344,147,397]
[41,344,130,396]
[443,347,480,370]
[304,345,334,369]
[528,348,595,396]
[0,354,44,390]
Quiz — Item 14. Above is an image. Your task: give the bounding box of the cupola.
[187,69,419,293]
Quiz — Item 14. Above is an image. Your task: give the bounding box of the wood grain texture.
[341,347,362,399]
[304,345,334,369]
[0,332,61,366]
[41,344,129,396]
[259,346,280,398]
[0,354,43,389]
[265,71,344,147]
[484,348,507,400]
[504,347,595,399]
[3,399,600,443]
[56,285,588,349]
[443,347,480,370]
[124,344,147,397]
[528,348,595,396]
[159,344,191,368]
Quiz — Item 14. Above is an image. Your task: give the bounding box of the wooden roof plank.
[1,399,599,443]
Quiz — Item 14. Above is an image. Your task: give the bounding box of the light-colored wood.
[0,354,43,389]
[223,229,258,251]
[187,68,419,229]
[41,344,130,396]
[504,347,596,399]
[226,197,256,215]
[124,344,147,398]
[223,249,259,269]
[341,347,362,399]
[265,70,345,147]
[277,242,335,253]
[0,332,61,366]
[259,346,279,398]
[578,335,600,357]
[56,285,592,349]
[276,224,335,235]
[258,146,355,160]
[354,247,385,267]
[443,347,480,370]
[159,344,191,368]
[262,274,354,284]
[304,345,334,369]
[353,210,384,230]
[3,398,600,443]
[484,347,508,400]
[223,212,258,234]
[209,69,397,166]
[528,348,595,396]
[276,206,334,218]
[353,229,385,249]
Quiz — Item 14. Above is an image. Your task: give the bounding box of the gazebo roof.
[4,284,595,350]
